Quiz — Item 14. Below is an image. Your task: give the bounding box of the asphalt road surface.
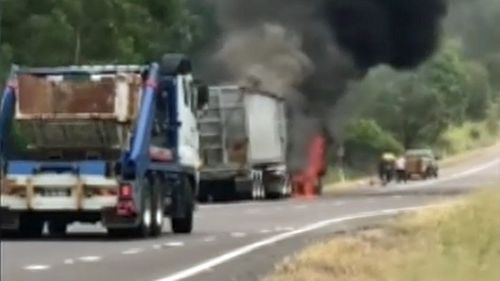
[2,146,499,281]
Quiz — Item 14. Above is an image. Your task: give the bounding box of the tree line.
[1,0,499,172]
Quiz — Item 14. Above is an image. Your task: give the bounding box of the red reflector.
[149,146,173,162]
[119,184,133,199]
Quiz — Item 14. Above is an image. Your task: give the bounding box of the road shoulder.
[264,189,500,281]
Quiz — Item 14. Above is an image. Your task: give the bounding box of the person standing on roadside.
[395,155,407,183]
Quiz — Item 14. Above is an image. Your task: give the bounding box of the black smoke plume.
[206,0,448,171]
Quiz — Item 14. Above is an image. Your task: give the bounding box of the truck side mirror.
[197,85,209,110]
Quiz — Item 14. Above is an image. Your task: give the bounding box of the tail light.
[116,184,136,217]
[119,184,133,200]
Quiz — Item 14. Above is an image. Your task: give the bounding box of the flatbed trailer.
[0,54,209,238]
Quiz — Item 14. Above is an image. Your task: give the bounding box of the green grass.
[437,120,500,156]
[265,189,500,281]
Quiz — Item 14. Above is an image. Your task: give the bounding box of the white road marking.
[78,256,102,263]
[122,248,144,255]
[230,232,247,238]
[259,229,271,234]
[164,242,184,247]
[244,208,261,214]
[153,204,444,281]
[153,244,163,250]
[281,227,295,232]
[24,265,50,271]
[63,259,75,265]
[203,236,216,242]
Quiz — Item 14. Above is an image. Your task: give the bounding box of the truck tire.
[197,182,210,203]
[48,221,68,237]
[19,214,44,238]
[134,180,154,237]
[171,177,194,234]
[107,179,154,238]
[263,175,288,200]
[160,54,192,76]
[150,177,165,237]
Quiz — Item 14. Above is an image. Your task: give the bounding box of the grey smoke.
[206,0,447,171]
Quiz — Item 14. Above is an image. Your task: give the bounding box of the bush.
[344,119,404,170]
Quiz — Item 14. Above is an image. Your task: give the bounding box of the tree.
[0,0,200,73]
[463,61,492,120]
[355,39,471,148]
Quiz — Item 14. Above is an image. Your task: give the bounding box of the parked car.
[404,149,440,180]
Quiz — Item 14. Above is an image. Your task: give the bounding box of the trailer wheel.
[19,214,44,238]
[48,221,68,237]
[160,54,192,76]
[171,177,194,234]
[150,177,165,237]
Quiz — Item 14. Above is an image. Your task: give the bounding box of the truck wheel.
[48,221,68,237]
[171,177,194,234]
[150,178,165,237]
[108,180,154,238]
[19,214,44,238]
[134,180,154,238]
[160,54,192,76]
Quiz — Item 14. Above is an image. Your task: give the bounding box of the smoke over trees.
[206,0,448,170]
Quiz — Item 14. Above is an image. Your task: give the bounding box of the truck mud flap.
[101,208,140,229]
[0,208,20,230]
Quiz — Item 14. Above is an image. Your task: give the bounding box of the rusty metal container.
[13,73,143,154]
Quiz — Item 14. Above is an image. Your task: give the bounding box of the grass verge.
[264,189,500,281]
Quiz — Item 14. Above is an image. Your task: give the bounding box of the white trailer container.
[197,85,290,201]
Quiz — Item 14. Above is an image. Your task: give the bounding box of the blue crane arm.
[124,63,160,178]
[0,82,16,158]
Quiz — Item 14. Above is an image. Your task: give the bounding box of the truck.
[0,54,209,238]
[196,85,290,202]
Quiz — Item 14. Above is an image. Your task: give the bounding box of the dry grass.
[264,190,500,281]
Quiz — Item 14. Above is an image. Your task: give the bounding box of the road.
[1,145,499,281]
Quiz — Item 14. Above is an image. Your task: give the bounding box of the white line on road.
[203,236,217,242]
[153,204,439,281]
[259,229,271,234]
[122,248,144,255]
[231,232,247,238]
[77,256,102,263]
[163,242,184,247]
[63,259,75,265]
[244,208,261,214]
[153,244,163,250]
[24,264,50,271]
